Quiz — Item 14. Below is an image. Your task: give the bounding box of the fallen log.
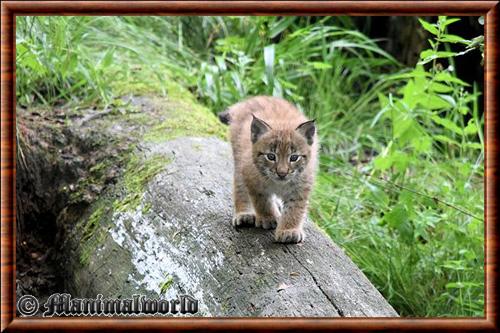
[17,93,398,317]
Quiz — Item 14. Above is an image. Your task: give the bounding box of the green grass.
[16,15,484,317]
[311,158,483,316]
[16,16,198,107]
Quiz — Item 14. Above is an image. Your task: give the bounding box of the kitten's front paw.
[232,213,256,227]
[275,228,305,243]
[255,215,277,230]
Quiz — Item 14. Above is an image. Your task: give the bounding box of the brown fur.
[222,96,318,243]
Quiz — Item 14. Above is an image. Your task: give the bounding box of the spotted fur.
[222,96,318,243]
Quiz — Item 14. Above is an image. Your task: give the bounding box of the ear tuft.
[296,120,316,145]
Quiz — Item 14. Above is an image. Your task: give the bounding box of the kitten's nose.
[277,172,287,179]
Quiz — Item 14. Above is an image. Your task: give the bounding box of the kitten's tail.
[217,109,231,125]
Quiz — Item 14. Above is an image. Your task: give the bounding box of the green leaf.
[429,81,453,93]
[438,94,456,107]
[446,282,465,289]
[391,151,411,172]
[230,72,244,96]
[264,44,275,71]
[263,44,275,89]
[365,183,390,208]
[458,106,470,115]
[418,51,457,65]
[442,18,461,27]
[442,260,467,270]
[384,204,408,229]
[418,18,439,35]
[384,204,414,243]
[378,92,390,109]
[464,119,478,135]
[393,116,416,141]
[269,17,296,38]
[16,42,28,58]
[215,56,227,71]
[61,52,78,78]
[435,71,470,86]
[431,115,463,134]
[412,134,432,153]
[460,249,477,261]
[401,80,424,109]
[215,36,246,53]
[418,93,452,110]
[386,70,431,81]
[434,135,460,146]
[18,45,46,75]
[308,61,332,70]
[420,49,436,59]
[445,281,481,289]
[374,155,393,171]
[429,51,457,58]
[439,34,469,44]
[100,48,115,69]
[463,142,483,150]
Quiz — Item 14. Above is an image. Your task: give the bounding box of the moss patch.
[108,73,229,149]
[80,227,108,266]
[144,99,227,142]
[78,201,114,266]
[82,206,105,242]
[142,202,152,215]
[159,275,174,295]
[113,154,171,213]
[72,75,228,267]
[76,150,170,266]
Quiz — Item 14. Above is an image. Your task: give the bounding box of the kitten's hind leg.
[232,172,255,227]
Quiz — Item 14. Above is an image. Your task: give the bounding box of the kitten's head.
[251,115,316,183]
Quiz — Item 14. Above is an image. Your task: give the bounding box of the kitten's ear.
[296,120,316,145]
[251,115,271,143]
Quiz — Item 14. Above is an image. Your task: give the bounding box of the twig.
[339,169,484,222]
[383,178,484,222]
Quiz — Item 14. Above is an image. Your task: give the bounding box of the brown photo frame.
[1,1,498,331]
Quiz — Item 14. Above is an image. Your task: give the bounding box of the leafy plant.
[311,16,483,316]
[194,17,399,114]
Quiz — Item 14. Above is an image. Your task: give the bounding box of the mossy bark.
[16,91,226,311]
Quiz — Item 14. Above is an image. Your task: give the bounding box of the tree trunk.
[17,93,398,317]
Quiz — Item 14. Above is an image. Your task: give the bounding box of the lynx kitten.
[218,96,318,243]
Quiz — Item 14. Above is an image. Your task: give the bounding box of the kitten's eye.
[266,153,276,161]
[290,154,300,162]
